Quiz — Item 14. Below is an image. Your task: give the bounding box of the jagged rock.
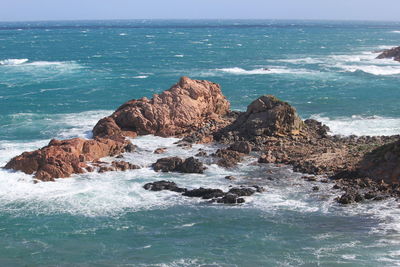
[258,151,276,164]
[357,140,400,184]
[152,157,183,172]
[213,149,243,168]
[179,157,206,174]
[151,156,206,173]
[4,137,132,181]
[93,77,230,138]
[216,95,303,142]
[228,187,256,196]
[376,46,400,62]
[143,180,186,193]
[216,193,245,204]
[225,175,236,180]
[183,188,225,199]
[228,141,252,154]
[111,161,140,171]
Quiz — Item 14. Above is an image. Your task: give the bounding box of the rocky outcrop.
[152,156,206,174]
[215,95,303,143]
[143,180,265,204]
[4,137,132,181]
[212,149,244,168]
[376,46,400,62]
[357,140,400,184]
[93,76,230,139]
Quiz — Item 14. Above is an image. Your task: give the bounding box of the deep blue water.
[0,20,400,266]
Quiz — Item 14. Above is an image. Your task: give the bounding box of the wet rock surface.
[143,180,265,204]
[4,77,400,199]
[4,137,133,181]
[152,156,206,174]
[212,149,244,168]
[376,46,400,62]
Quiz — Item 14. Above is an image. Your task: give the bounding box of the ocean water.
[0,20,400,266]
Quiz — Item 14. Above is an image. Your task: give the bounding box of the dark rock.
[143,180,186,193]
[312,186,319,191]
[228,141,252,154]
[152,157,183,172]
[154,147,167,154]
[216,193,245,204]
[179,157,206,174]
[228,187,256,196]
[183,188,224,199]
[225,175,236,180]
[124,143,137,153]
[337,193,354,204]
[214,149,243,168]
[111,161,140,171]
[258,151,276,164]
[376,46,400,62]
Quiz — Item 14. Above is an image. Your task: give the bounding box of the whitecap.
[216,67,313,75]
[310,114,400,136]
[174,54,184,57]
[391,31,400,34]
[0,58,28,65]
[337,64,400,76]
[133,75,148,79]
[119,33,127,36]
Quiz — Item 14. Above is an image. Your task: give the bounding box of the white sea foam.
[119,33,127,36]
[310,114,400,136]
[338,64,400,75]
[0,58,82,71]
[174,54,184,57]
[391,31,400,34]
[0,135,230,217]
[273,57,323,64]
[216,67,313,75]
[133,75,148,79]
[0,58,29,65]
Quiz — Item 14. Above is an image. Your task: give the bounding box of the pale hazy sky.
[1,0,400,22]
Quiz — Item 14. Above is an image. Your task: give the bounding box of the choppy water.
[0,20,400,266]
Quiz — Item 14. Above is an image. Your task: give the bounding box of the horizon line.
[1,18,400,24]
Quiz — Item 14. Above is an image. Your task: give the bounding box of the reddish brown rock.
[4,137,132,181]
[93,76,230,138]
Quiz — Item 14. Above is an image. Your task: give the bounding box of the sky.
[1,0,400,22]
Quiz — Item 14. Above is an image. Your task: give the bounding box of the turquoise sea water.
[0,20,400,266]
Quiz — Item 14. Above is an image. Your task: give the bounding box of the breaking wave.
[310,114,400,136]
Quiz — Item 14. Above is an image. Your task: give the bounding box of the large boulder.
[4,137,132,181]
[215,95,303,142]
[152,156,206,174]
[93,76,230,138]
[376,46,400,62]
